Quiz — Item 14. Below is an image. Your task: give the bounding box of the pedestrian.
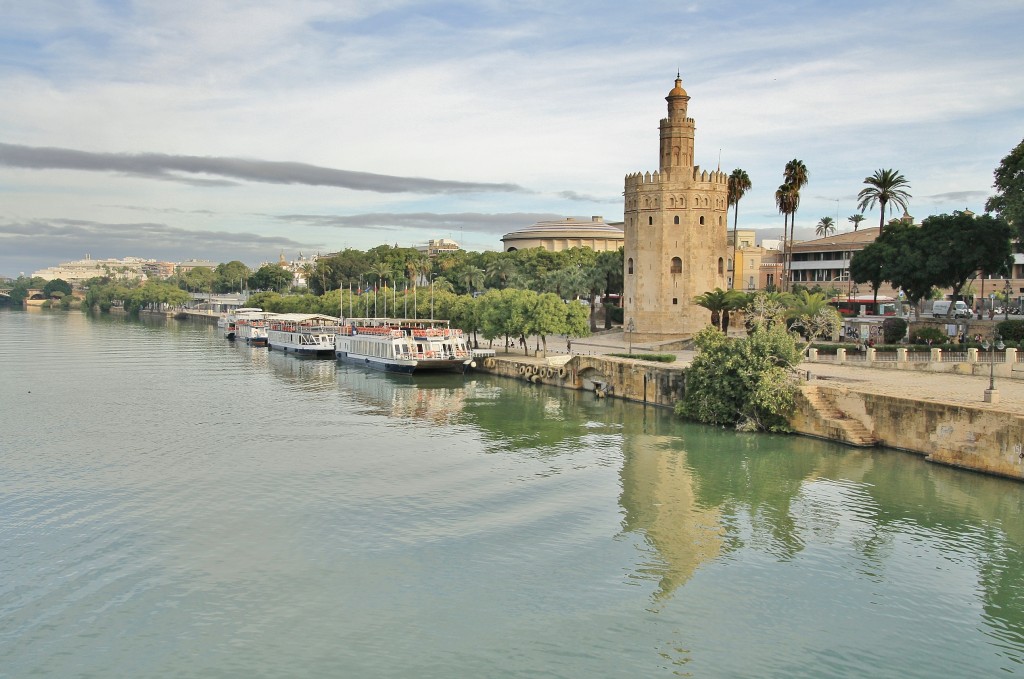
[566,339,572,353]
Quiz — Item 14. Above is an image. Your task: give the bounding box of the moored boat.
[222,307,264,340]
[335,317,474,374]
[267,314,342,357]
[235,311,278,347]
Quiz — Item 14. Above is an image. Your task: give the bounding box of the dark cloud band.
[0,143,526,195]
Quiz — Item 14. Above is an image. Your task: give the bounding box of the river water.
[2,309,1023,678]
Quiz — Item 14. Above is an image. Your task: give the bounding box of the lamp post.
[430,273,436,320]
[982,332,1004,403]
[1005,279,1013,321]
[626,318,635,355]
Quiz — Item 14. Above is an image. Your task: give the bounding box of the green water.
[1,309,1023,678]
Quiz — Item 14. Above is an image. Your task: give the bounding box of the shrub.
[882,317,908,344]
[605,304,624,324]
[996,319,1024,342]
[909,326,947,344]
[607,353,676,362]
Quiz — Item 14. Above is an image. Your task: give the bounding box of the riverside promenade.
[500,328,1024,417]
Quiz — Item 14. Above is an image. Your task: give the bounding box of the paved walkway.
[489,329,1024,416]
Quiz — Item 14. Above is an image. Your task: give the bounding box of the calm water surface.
[2,309,1023,678]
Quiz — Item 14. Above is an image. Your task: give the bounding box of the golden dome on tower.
[668,74,687,98]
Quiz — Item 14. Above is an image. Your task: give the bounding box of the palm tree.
[368,262,392,283]
[783,159,809,291]
[848,213,865,232]
[460,266,485,295]
[775,183,797,290]
[727,168,752,290]
[693,288,745,332]
[485,258,517,289]
[857,169,911,232]
[815,216,836,237]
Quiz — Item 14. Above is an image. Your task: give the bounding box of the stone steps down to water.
[799,386,878,447]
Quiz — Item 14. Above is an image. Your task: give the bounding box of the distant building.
[416,239,461,257]
[33,255,156,283]
[176,259,220,273]
[727,230,783,291]
[501,216,624,253]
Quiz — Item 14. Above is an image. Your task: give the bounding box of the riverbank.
[472,330,1024,482]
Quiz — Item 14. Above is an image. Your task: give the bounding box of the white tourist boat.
[335,317,474,374]
[266,313,342,357]
[222,307,264,339]
[234,311,278,347]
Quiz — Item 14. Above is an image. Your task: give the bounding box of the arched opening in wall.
[699,216,705,225]
[727,258,733,272]
[627,258,634,274]
[670,257,682,274]
[648,216,653,225]
[673,215,679,225]
[507,247,518,252]
[718,258,724,274]
[719,216,723,226]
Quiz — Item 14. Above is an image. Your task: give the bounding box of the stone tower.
[623,74,729,340]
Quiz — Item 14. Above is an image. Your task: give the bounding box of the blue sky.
[2,0,1023,277]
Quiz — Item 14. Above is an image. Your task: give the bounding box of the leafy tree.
[728,168,752,289]
[485,257,518,289]
[458,265,485,295]
[676,324,801,432]
[814,216,836,237]
[985,137,1024,246]
[882,317,908,344]
[848,213,865,232]
[179,266,216,293]
[524,292,569,357]
[775,183,797,290]
[214,261,250,292]
[786,290,841,348]
[8,276,47,304]
[784,159,809,289]
[849,239,890,306]
[857,168,912,232]
[920,210,1013,310]
[43,278,72,297]
[250,264,293,292]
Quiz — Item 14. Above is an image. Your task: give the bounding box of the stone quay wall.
[791,384,1024,481]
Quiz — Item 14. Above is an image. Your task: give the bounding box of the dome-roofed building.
[501,216,624,253]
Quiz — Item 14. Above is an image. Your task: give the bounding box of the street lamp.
[982,332,1004,402]
[1005,279,1013,321]
[626,317,635,355]
[430,273,436,320]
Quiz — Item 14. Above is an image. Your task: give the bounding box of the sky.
[2,0,1023,278]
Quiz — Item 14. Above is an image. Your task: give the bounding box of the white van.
[932,300,972,318]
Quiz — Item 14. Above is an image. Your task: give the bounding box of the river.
[2,309,1023,678]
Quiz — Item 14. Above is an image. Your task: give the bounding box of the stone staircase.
[800,386,878,447]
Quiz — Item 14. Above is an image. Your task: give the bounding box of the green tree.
[43,278,72,298]
[848,213,865,232]
[728,168,752,289]
[784,159,809,289]
[214,261,250,292]
[693,288,746,332]
[775,183,797,289]
[857,168,912,232]
[921,210,1013,312]
[786,290,841,348]
[676,324,801,432]
[849,239,890,306]
[459,265,485,295]
[814,216,836,237]
[250,264,293,292]
[485,257,518,289]
[985,137,1024,246]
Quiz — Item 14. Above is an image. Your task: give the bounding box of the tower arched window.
[699,216,705,225]
[670,257,682,274]
[718,258,724,274]
[627,258,634,274]
[673,216,679,225]
[648,216,653,225]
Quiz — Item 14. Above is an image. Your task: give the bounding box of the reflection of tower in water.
[618,430,723,602]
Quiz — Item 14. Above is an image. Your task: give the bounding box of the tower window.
[648,216,653,225]
[673,216,679,225]
[718,258,724,274]
[670,257,682,274]
[699,216,705,225]
[672,298,678,305]
[627,258,634,274]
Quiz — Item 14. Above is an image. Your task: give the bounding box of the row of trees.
[247,285,590,356]
[850,210,1013,316]
[693,287,842,345]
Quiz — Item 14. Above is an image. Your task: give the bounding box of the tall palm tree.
[460,266,485,295]
[485,258,517,289]
[775,183,797,290]
[783,159,809,291]
[727,168,752,290]
[815,216,836,237]
[857,168,912,232]
[848,213,865,232]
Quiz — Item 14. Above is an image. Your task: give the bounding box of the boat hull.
[335,350,469,374]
